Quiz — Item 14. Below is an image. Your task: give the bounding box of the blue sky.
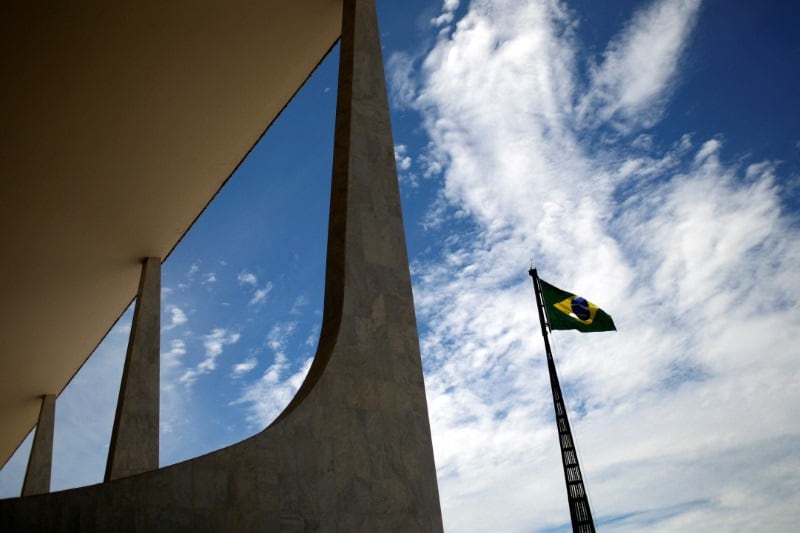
[2,0,800,531]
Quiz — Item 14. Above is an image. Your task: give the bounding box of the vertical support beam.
[326,0,444,526]
[21,394,56,496]
[105,257,160,481]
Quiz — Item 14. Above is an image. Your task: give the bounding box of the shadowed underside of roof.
[0,0,343,466]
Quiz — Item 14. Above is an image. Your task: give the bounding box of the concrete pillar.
[20,394,56,496]
[313,0,445,526]
[105,257,160,481]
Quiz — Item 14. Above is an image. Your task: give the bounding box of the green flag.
[539,279,616,333]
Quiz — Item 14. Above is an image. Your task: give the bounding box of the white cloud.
[203,328,241,361]
[232,356,313,429]
[289,294,308,315]
[237,271,272,305]
[406,0,800,530]
[250,283,273,306]
[579,0,702,131]
[179,328,241,387]
[394,144,412,171]
[162,305,188,331]
[237,271,258,286]
[231,357,258,377]
[435,0,461,26]
[432,12,454,28]
[162,339,187,369]
[203,272,217,284]
[232,321,308,428]
[305,324,320,348]
[179,264,201,291]
[394,144,418,187]
[265,321,296,353]
[178,367,197,386]
[387,52,417,109]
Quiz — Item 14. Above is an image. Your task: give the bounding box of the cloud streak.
[162,305,188,331]
[237,270,273,306]
[179,328,241,387]
[230,321,311,429]
[580,0,702,130]
[231,357,258,377]
[396,0,800,530]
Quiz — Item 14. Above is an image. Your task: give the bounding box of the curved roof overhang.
[0,0,342,466]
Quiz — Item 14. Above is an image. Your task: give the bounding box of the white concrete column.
[105,257,160,481]
[21,394,56,496]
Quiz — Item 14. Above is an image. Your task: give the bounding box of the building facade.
[0,0,443,530]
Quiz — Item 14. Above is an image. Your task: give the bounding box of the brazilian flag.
[540,279,616,333]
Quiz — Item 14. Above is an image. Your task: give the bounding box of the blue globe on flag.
[571,297,591,320]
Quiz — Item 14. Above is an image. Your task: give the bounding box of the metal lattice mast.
[529,268,596,533]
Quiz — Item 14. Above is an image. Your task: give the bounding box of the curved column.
[0,0,443,530]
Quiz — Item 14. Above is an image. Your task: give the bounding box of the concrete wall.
[0,0,443,530]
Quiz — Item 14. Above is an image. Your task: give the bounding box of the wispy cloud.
[237,271,258,286]
[404,0,800,530]
[579,0,701,131]
[232,321,308,428]
[387,52,417,109]
[394,144,412,171]
[201,329,241,366]
[265,322,297,353]
[305,324,320,348]
[432,0,461,28]
[249,283,272,306]
[179,328,241,387]
[232,355,312,429]
[162,339,187,369]
[394,144,419,188]
[289,295,308,315]
[237,270,272,306]
[163,305,188,331]
[231,357,258,377]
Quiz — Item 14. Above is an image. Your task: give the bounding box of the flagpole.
[529,268,596,533]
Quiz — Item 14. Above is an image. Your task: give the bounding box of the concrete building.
[0,0,444,529]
